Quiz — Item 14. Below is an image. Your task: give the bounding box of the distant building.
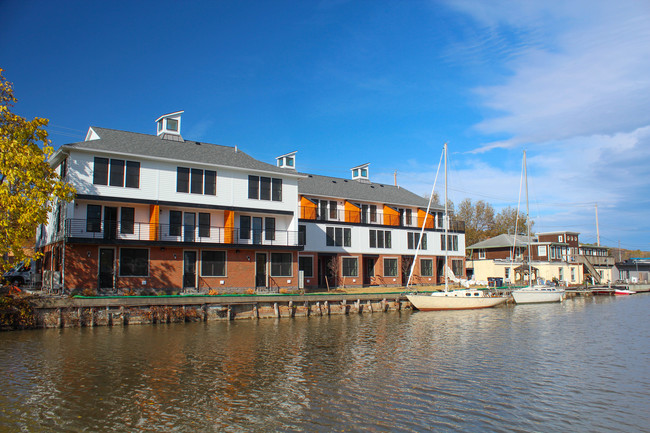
[466,231,613,285]
[613,258,650,283]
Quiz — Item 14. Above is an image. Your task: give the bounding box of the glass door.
[183,251,197,288]
[98,248,115,289]
[255,253,267,287]
[184,212,196,242]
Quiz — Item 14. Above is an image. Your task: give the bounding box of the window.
[452,260,463,277]
[298,225,306,246]
[370,230,391,249]
[441,234,458,251]
[93,157,109,185]
[125,161,140,188]
[120,207,135,234]
[421,259,433,277]
[326,227,334,246]
[167,118,178,131]
[260,177,271,200]
[248,175,259,199]
[201,251,225,276]
[559,267,564,280]
[109,159,125,187]
[505,268,510,279]
[198,213,210,238]
[408,232,427,250]
[370,205,377,222]
[329,201,338,219]
[204,170,216,195]
[169,211,182,236]
[361,168,367,177]
[248,176,283,201]
[384,258,398,277]
[87,205,102,232]
[271,253,292,277]
[538,245,547,257]
[559,235,563,242]
[570,267,576,282]
[299,256,313,277]
[157,120,163,132]
[240,216,251,240]
[265,217,275,241]
[190,169,203,194]
[328,227,351,247]
[478,249,486,259]
[335,228,343,246]
[272,178,282,201]
[119,248,148,276]
[405,209,412,225]
[344,228,351,247]
[177,167,189,193]
[342,257,358,277]
[319,200,328,220]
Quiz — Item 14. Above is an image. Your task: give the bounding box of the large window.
[369,230,391,249]
[87,205,102,233]
[441,234,458,251]
[119,248,148,276]
[265,217,276,241]
[109,159,125,187]
[198,213,210,238]
[271,253,292,277]
[421,259,433,277]
[169,211,182,236]
[248,175,282,201]
[120,207,135,234]
[408,232,427,250]
[384,258,398,277]
[329,201,338,219]
[177,167,216,195]
[201,251,226,276]
[125,161,140,188]
[326,227,351,247]
[240,215,251,240]
[93,157,109,185]
[342,257,358,277]
[299,256,313,277]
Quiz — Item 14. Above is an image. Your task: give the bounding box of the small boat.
[511,150,564,304]
[614,288,636,295]
[405,143,508,311]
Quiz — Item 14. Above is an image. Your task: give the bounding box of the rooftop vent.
[156,111,184,142]
[276,151,297,170]
[351,163,370,183]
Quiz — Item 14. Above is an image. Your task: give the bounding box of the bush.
[0,294,36,330]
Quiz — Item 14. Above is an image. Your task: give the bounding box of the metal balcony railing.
[65,219,300,247]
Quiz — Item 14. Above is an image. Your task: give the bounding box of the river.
[0,295,648,432]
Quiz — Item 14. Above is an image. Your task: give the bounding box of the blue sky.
[2,0,649,250]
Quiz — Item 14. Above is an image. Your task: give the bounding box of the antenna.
[595,203,600,247]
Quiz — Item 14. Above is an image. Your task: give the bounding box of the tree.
[0,69,75,272]
[456,198,496,247]
[493,206,532,237]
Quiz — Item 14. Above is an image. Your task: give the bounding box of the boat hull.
[407,291,508,311]
[512,287,564,304]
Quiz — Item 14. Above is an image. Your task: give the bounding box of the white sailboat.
[511,150,565,304]
[406,143,509,311]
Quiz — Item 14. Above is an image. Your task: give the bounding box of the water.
[1,295,648,432]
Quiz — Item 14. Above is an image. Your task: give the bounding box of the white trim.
[199,249,227,278]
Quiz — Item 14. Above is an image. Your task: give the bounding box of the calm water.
[0,295,648,432]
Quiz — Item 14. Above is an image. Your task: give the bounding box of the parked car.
[2,261,32,286]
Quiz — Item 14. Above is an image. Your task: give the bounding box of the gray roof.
[60,127,295,176]
[298,173,442,209]
[467,233,534,249]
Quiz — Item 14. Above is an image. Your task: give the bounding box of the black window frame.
[125,161,140,188]
[326,227,335,246]
[344,228,351,247]
[204,170,216,195]
[265,217,276,241]
[421,259,433,277]
[120,207,135,234]
[86,204,102,233]
[384,258,398,277]
[248,175,259,199]
[329,201,338,219]
[93,157,109,185]
[119,248,149,277]
[369,230,377,248]
[298,225,306,246]
[240,215,251,240]
[169,210,182,236]
[177,167,190,193]
[342,257,358,277]
[201,250,226,277]
[198,212,211,238]
[272,178,282,202]
[270,252,292,277]
[260,177,271,200]
[109,159,125,187]
[299,256,313,277]
[190,168,204,194]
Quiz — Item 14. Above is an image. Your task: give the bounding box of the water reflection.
[1,296,649,432]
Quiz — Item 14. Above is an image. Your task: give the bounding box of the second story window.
[369,230,391,249]
[93,157,140,188]
[408,232,427,250]
[177,167,216,195]
[248,176,282,201]
[326,227,351,247]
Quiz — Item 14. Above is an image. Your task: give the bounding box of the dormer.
[276,151,297,170]
[351,163,370,183]
[156,111,184,142]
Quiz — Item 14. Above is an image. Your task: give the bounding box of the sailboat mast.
[525,150,532,285]
[444,143,448,293]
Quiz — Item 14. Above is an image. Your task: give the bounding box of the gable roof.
[298,173,442,209]
[467,233,535,250]
[57,127,300,177]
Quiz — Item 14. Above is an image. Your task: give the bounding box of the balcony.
[65,219,300,247]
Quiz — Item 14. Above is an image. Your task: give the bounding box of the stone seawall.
[30,293,411,328]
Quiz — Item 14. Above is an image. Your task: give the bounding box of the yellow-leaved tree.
[0,69,76,272]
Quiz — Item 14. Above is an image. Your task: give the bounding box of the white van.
[2,261,33,286]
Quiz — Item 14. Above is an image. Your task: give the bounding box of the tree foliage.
[0,69,75,271]
[455,199,533,248]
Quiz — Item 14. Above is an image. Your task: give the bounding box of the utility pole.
[595,203,600,246]
[394,170,397,186]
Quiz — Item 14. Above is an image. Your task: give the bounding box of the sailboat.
[406,143,509,311]
[511,151,565,304]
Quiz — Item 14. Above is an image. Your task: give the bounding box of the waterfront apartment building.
[36,112,466,293]
[466,231,613,285]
